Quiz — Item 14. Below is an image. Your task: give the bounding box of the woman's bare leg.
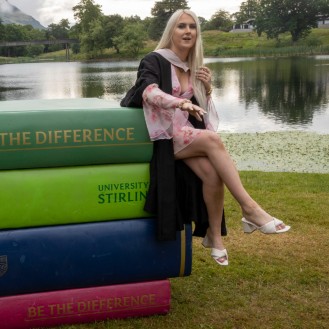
[176,130,285,229]
[182,156,227,263]
[183,157,224,247]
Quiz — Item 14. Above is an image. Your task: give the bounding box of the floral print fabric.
[142,64,219,154]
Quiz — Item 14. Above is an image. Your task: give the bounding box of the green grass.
[202,28,329,57]
[50,171,329,329]
[0,55,37,64]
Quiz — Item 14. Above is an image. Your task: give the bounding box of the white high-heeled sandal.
[202,236,229,266]
[242,217,291,234]
[211,248,229,266]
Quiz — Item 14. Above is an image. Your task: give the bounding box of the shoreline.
[220,131,329,174]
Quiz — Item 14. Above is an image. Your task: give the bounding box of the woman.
[121,9,290,266]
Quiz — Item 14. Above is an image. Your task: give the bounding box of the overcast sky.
[9,0,242,27]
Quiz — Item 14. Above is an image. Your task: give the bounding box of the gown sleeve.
[120,53,163,108]
[142,83,183,141]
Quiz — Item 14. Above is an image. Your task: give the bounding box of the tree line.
[1,0,328,58]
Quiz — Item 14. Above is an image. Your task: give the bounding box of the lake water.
[1,56,329,134]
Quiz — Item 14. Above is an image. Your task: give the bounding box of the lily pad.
[220,131,329,173]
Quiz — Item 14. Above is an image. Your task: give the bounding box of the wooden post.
[65,43,70,61]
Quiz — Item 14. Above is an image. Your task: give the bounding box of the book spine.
[0,163,152,230]
[0,219,192,297]
[0,105,152,169]
[0,280,170,329]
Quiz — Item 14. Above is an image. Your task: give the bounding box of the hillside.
[0,0,45,29]
[201,28,329,57]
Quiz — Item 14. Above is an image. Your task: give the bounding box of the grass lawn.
[202,28,329,57]
[54,170,329,329]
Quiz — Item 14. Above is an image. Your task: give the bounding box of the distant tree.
[47,19,70,39]
[68,24,81,54]
[124,15,143,24]
[318,0,329,15]
[3,24,26,56]
[73,0,103,33]
[148,0,190,40]
[23,25,45,56]
[46,19,71,52]
[0,23,46,57]
[198,16,207,30]
[103,14,124,53]
[0,19,5,43]
[203,10,233,32]
[72,0,104,55]
[79,18,106,55]
[255,0,322,42]
[0,21,4,56]
[113,23,148,57]
[232,0,260,24]
[3,24,25,42]
[88,19,107,55]
[142,16,153,34]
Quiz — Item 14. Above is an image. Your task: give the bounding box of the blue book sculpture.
[0,218,192,297]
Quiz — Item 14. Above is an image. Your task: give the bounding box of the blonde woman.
[121,9,290,266]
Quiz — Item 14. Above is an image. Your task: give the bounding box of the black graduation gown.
[121,51,227,241]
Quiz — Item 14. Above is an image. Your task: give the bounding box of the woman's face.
[170,13,197,55]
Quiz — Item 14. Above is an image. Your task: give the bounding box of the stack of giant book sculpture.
[0,98,192,329]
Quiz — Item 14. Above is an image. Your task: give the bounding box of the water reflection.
[207,56,329,132]
[81,71,136,100]
[39,62,83,99]
[237,57,328,124]
[1,56,329,133]
[0,62,84,100]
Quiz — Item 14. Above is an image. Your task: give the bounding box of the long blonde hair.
[155,9,207,109]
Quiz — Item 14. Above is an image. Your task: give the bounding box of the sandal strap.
[261,218,286,233]
[273,217,283,226]
[211,248,227,258]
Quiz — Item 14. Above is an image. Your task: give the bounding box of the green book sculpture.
[0,163,152,230]
[0,98,152,170]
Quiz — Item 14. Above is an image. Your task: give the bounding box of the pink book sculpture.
[0,280,170,329]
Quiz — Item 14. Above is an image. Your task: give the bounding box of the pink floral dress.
[142,65,218,154]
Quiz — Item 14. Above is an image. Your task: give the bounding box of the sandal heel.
[201,235,212,248]
[242,220,257,233]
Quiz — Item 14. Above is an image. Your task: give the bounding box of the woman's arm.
[142,83,186,110]
[143,83,206,122]
[196,66,213,96]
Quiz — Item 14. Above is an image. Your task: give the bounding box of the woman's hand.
[179,100,207,122]
[196,66,212,96]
